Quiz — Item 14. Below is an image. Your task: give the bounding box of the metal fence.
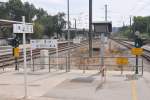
[28,56,143,75]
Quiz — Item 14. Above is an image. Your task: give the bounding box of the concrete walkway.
[0,69,150,100]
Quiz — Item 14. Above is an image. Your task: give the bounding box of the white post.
[30,47,33,71]
[100,33,105,68]
[22,16,27,99]
[56,47,59,70]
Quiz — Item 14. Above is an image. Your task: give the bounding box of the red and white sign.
[30,39,58,49]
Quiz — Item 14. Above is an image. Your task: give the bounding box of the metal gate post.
[66,56,68,72]
[49,56,51,72]
[32,58,35,72]
[83,57,85,74]
[142,57,144,75]
[3,63,5,71]
[135,55,139,74]
[15,57,19,70]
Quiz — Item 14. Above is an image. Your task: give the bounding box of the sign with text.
[30,39,58,49]
[131,48,143,55]
[116,57,128,65]
[13,24,33,33]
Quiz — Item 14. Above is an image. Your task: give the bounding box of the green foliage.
[0,3,9,19]
[6,0,24,21]
[119,16,150,39]
[32,22,44,39]
[0,0,66,39]
[119,26,133,38]
[133,16,148,33]
[23,2,37,22]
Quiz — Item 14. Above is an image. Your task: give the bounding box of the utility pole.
[89,0,92,57]
[57,14,60,39]
[130,16,132,33]
[105,4,107,21]
[74,18,77,38]
[67,0,70,72]
[147,22,149,33]
[74,18,77,29]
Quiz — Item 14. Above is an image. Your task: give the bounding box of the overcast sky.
[1,0,150,28]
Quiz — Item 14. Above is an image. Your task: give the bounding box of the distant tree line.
[119,16,150,39]
[0,0,66,39]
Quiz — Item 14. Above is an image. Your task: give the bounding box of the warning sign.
[116,57,128,65]
[13,47,20,58]
[30,39,58,49]
[131,48,143,55]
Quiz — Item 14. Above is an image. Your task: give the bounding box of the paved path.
[0,69,150,100]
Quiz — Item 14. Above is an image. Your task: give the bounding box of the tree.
[0,2,10,19]
[6,0,24,21]
[36,8,48,19]
[0,0,66,39]
[119,16,150,39]
[37,13,66,38]
[23,2,37,22]
[31,22,44,39]
[133,16,147,33]
[55,13,66,38]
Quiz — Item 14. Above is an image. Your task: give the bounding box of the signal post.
[132,31,143,74]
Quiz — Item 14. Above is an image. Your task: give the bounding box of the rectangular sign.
[131,48,143,55]
[116,57,128,65]
[13,47,20,58]
[13,24,33,33]
[30,39,58,49]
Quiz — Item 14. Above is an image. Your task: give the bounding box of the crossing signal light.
[8,37,20,47]
[134,37,143,48]
[14,37,20,47]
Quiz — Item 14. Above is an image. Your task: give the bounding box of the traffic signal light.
[134,37,143,48]
[8,37,20,47]
[14,37,20,47]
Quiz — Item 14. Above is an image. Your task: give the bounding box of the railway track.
[0,40,88,69]
[112,39,150,62]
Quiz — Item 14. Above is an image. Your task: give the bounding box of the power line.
[128,0,144,15]
[135,1,150,14]
[129,0,150,15]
